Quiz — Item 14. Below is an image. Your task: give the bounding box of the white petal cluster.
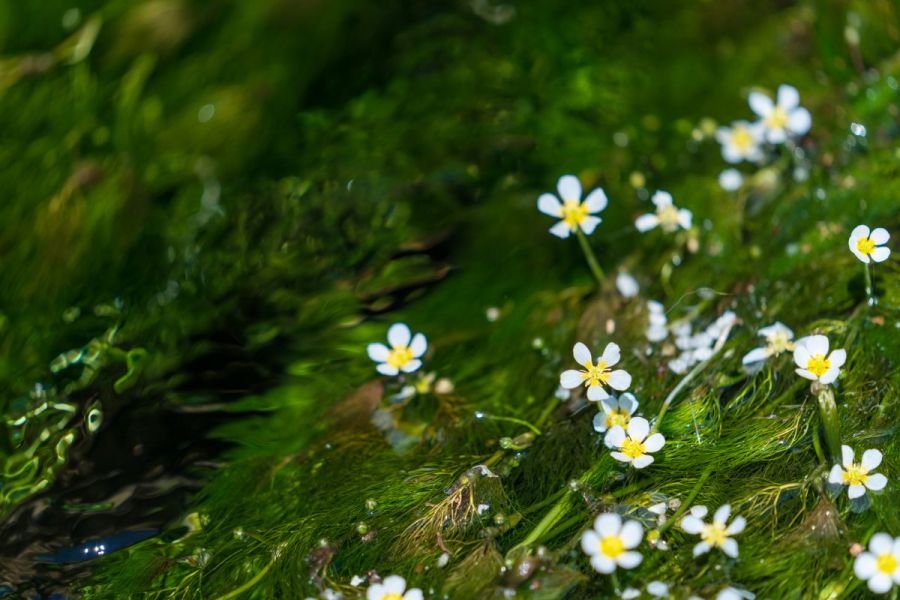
[580,513,644,573]
[592,393,639,433]
[560,342,632,401]
[854,533,900,594]
[646,301,668,342]
[680,504,746,558]
[366,575,423,600]
[748,85,811,144]
[741,322,794,366]
[669,312,736,374]
[604,416,665,469]
[792,334,845,385]
[848,225,891,264]
[616,272,640,298]
[538,174,609,239]
[635,191,692,233]
[828,445,887,499]
[367,323,428,376]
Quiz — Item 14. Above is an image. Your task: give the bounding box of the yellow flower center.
[621,437,646,459]
[806,354,830,378]
[387,346,413,369]
[560,200,588,229]
[606,409,630,430]
[842,464,869,486]
[599,535,625,558]
[767,331,794,355]
[382,594,404,600]
[582,360,610,387]
[732,126,754,150]
[765,107,788,129]
[856,236,876,256]
[701,523,728,547]
[877,553,898,575]
[657,205,680,230]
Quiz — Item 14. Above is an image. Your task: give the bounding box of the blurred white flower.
[717,587,755,600]
[581,513,644,573]
[560,342,632,401]
[716,121,763,163]
[647,581,670,598]
[741,322,794,365]
[538,174,608,239]
[718,169,743,191]
[616,272,640,298]
[828,445,887,499]
[366,575,423,600]
[592,393,639,433]
[646,301,669,343]
[748,84,811,143]
[635,191,692,233]
[848,225,891,264]
[680,504,745,558]
[793,335,845,385]
[367,323,427,376]
[604,417,665,469]
[854,533,900,594]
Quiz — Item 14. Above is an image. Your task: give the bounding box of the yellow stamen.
[382,594,404,600]
[582,360,610,388]
[657,205,680,230]
[767,330,794,355]
[606,409,630,430]
[701,523,728,547]
[732,126,753,150]
[387,346,413,369]
[877,553,898,575]
[856,236,876,256]
[621,438,645,459]
[600,535,625,558]
[765,107,788,129]
[842,464,869,486]
[560,200,588,229]
[806,354,830,378]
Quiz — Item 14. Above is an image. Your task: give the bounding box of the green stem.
[657,466,713,536]
[213,554,276,600]
[814,384,842,463]
[575,228,605,286]
[863,262,877,306]
[479,413,542,435]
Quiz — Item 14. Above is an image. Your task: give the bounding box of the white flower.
[680,504,745,558]
[792,335,846,385]
[635,191,692,233]
[604,417,665,469]
[592,393,639,433]
[717,587,755,600]
[748,84,811,143]
[366,575,423,600]
[538,174,608,239]
[647,581,670,598]
[580,512,644,573]
[854,533,900,594]
[646,301,668,343]
[560,342,632,401]
[367,323,427,376]
[718,168,744,191]
[828,445,888,499]
[616,272,640,298]
[715,121,763,163]
[741,322,795,365]
[848,225,891,264]
[622,588,640,599]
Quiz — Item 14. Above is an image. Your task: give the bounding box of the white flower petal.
[748,91,773,117]
[600,342,621,367]
[592,412,607,433]
[793,344,811,368]
[651,191,673,208]
[828,464,844,484]
[861,449,883,471]
[805,335,829,357]
[400,359,422,373]
[870,227,890,245]
[842,445,855,469]
[713,504,731,525]
[727,516,746,535]
[819,365,840,385]
[600,396,618,414]
[583,188,608,213]
[854,552,877,579]
[409,334,427,357]
[619,393,639,415]
[377,363,400,376]
[866,473,887,491]
[777,84,800,109]
[581,530,600,556]
[549,221,572,238]
[388,323,412,348]
[829,349,847,368]
[793,368,816,382]
[759,322,793,338]
[626,417,650,441]
[537,193,562,217]
[383,575,407,595]
[632,454,654,469]
[848,484,866,499]
[870,533,894,555]
[557,174,582,202]
[742,347,769,365]
[693,541,711,556]
[690,505,708,519]
[677,209,693,229]
[560,369,584,389]
[635,213,659,232]
[616,272,640,298]
[610,451,632,463]
[590,554,616,574]
[573,342,593,367]
[367,584,385,600]
[868,573,893,594]
[404,589,423,600]
[643,433,665,453]
[721,143,743,164]
[788,107,811,135]
[367,343,391,362]
[594,513,622,537]
[719,168,743,191]
[871,246,891,263]
[587,384,609,401]
[766,127,787,144]
[721,538,739,558]
[580,215,602,235]
[605,426,627,449]
[607,370,632,391]
[616,551,643,569]
[619,520,644,548]
[646,581,669,598]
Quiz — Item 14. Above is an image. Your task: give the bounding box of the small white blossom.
[854,533,900,594]
[718,168,743,191]
[647,581,670,597]
[717,587,755,600]
[616,272,640,298]
[604,417,665,469]
[680,504,745,558]
[828,445,887,499]
[635,191,692,233]
[592,393,639,433]
[792,335,845,385]
[560,342,632,401]
[538,174,608,239]
[580,513,644,573]
[748,84,811,143]
[715,121,763,163]
[741,322,795,365]
[366,575,423,600]
[848,225,890,264]
[367,323,427,376]
[646,301,668,343]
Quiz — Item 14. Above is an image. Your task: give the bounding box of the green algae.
[1,0,899,598]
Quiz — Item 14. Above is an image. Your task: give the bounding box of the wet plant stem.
[863,262,876,306]
[813,383,842,463]
[575,229,605,286]
[213,554,276,600]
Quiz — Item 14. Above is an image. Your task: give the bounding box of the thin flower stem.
[813,384,842,463]
[863,262,877,306]
[575,228,605,286]
[478,413,542,435]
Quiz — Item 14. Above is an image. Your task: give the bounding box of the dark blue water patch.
[33,529,157,564]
